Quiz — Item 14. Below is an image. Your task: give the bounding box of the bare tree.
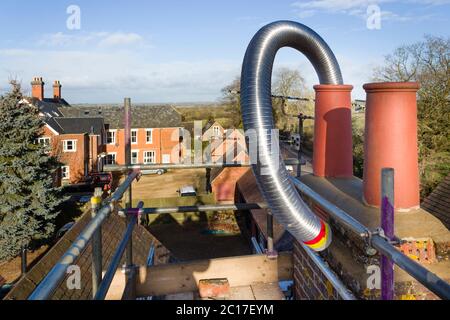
[373,45,420,82]
[273,67,305,97]
[273,68,305,115]
[220,76,241,128]
[373,35,450,199]
[220,68,309,130]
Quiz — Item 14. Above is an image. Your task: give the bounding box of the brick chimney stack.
[53,80,62,100]
[31,77,44,100]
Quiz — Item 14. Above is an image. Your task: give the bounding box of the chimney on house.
[53,80,62,100]
[31,77,44,100]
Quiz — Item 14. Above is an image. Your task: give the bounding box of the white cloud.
[38,32,146,48]
[412,0,450,4]
[291,0,448,20]
[98,32,144,47]
[0,48,239,103]
[297,10,317,18]
[293,0,389,12]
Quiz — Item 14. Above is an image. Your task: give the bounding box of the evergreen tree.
[0,81,64,261]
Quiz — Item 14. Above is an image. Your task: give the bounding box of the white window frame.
[107,130,117,145]
[143,150,156,164]
[131,129,138,144]
[105,153,117,165]
[61,166,70,180]
[63,140,77,152]
[131,150,139,164]
[213,126,220,137]
[145,129,153,144]
[38,136,51,147]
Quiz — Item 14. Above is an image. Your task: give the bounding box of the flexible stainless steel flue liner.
[240,20,343,248]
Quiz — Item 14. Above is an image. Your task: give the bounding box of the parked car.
[285,165,294,172]
[62,172,112,194]
[177,185,197,197]
[89,172,112,190]
[142,169,167,176]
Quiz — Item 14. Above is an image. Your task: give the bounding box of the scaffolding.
[27,96,450,301]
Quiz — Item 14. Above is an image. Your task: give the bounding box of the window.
[105,153,116,165]
[38,137,50,147]
[131,130,138,144]
[131,151,139,164]
[213,126,220,137]
[107,130,116,144]
[146,129,153,144]
[61,166,70,180]
[143,151,156,164]
[63,140,77,152]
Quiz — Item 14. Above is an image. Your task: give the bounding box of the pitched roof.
[22,97,66,118]
[52,117,104,135]
[5,210,171,300]
[421,174,450,230]
[203,120,221,132]
[58,105,182,129]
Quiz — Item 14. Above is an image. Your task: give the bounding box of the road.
[280,142,313,175]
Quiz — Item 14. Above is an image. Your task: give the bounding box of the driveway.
[130,168,208,199]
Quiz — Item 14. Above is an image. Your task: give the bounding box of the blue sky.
[0,0,449,103]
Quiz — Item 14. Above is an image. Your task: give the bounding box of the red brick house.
[42,117,105,184]
[59,105,183,166]
[25,77,185,183]
[24,78,105,184]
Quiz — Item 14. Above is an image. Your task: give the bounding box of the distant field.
[177,104,366,135]
[176,105,238,128]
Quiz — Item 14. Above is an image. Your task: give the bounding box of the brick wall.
[236,170,449,300]
[106,127,181,164]
[43,126,90,184]
[293,197,447,300]
[293,241,342,300]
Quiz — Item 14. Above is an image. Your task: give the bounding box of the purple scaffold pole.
[381,168,395,300]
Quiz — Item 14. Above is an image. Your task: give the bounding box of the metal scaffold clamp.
[118,207,144,218]
[361,227,404,256]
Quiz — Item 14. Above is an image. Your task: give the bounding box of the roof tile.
[422,174,450,230]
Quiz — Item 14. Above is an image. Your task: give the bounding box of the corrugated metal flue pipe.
[240,20,344,251]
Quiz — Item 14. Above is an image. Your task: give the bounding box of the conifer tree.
[0,81,64,261]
